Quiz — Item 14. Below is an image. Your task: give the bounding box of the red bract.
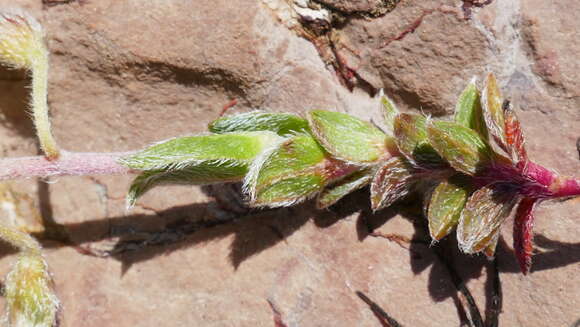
[468,79,580,274]
[426,73,579,274]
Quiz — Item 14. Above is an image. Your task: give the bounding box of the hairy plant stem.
[0,151,135,181]
[31,57,60,160]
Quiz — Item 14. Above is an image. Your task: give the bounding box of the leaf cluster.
[121,73,571,273]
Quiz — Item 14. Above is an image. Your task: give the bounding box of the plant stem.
[31,56,60,160]
[0,151,135,181]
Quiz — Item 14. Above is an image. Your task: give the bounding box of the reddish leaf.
[483,228,500,259]
[513,198,537,274]
[481,73,508,152]
[457,184,518,253]
[503,102,528,163]
[370,157,414,211]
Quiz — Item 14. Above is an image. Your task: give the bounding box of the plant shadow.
[0,186,578,326]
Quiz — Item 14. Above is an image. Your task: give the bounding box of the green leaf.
[454,77,487,138]
[126,161,249,207]
[122,131,282,207]
[247,133,350,207]
[427,175,471,241]
[394,114,444,167]
[208,111,309,135]
[481,73,508,151]
[5,253,59,327]
[427,121,494,175]
[308,110,389,164]
[370,157,414,211]
[317,168,373,209]
[457,184,518,253]
[120,131,281,171]
[380,91,400,134]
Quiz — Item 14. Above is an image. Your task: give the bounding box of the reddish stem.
[0,151,135,181]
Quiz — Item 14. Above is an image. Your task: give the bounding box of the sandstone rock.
[0,0,577,326]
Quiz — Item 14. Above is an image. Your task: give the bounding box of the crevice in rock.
[311,0,400,18]
[42,0,87,7]
[461,0,495,20]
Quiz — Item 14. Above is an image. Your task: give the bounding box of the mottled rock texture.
[0,0,578,326]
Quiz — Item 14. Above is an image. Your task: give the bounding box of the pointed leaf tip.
[481,73,508,152]
[454,77,487,138]
[379,92,400,134]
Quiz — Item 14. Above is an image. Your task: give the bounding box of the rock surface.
[0,0,578,326]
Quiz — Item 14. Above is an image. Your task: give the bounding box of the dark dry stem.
[356,291,403,327]
[0,151,135,181]
[433,246,484,327]
[486,258,502,327]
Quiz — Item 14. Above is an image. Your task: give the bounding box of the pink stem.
[0,151,136,181]
[552,177,580,198]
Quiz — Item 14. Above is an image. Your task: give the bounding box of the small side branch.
[0,151,135,181]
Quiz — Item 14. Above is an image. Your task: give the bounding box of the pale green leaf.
[427,175,471,241]
[317,168,373,209]
[454,77,487,138]
[208,111,309,135]
[380,91,399,134]
[247,133,345,207]
[308,110,389,164]
[394,114,443,167]
[120,131,281,170]
[427,121,494,175]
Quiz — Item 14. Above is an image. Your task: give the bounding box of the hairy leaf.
[427,175,471,241]
[394,114,443,167]
[427,121,494,175]
[126,161,249,207]
[308,110,389,164]
[208,111,309,135]
[247,134,351,207]
[5,253,59,327]
[380,91,400,134]
[0,9,47,70]
[503,102,528,163]
[120,131,281,170]
[513,198,537,274]
[370,157,414,211]
[483,229,500,259]
[481,73,508,151]
[457,185,518,253]
[317,168,373,209]
[122,131,282,206]
[454,77,487,137]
